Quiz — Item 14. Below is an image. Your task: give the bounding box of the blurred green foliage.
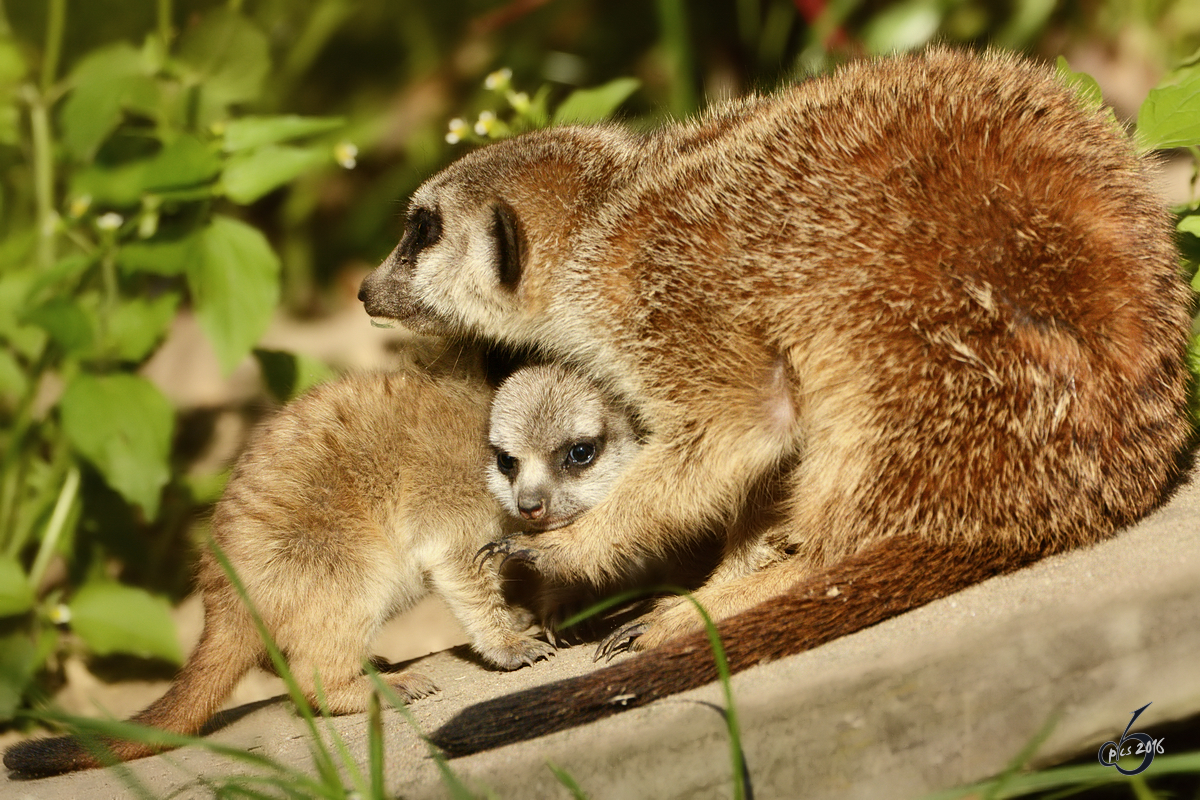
[0,0,1197,729]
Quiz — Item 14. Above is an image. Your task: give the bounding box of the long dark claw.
[475,538,538,572]
[594,622,648,662]
[498,548,538,570]
[474,541,503,569]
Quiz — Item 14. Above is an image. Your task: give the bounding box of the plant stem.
[157,0,174,49]
[98,246,118,355]
[0,345,52,554]
[27,464,79,592]
[40,0,65,94]
[29,90,55,269]
[31,0,66,270]
[654,0,697,116]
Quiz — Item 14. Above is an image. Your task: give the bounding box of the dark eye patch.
[496,450,517,475]
[400,207,442,260]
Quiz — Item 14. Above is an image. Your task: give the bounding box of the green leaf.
[22,297,96,355]
[187,216,280,373]
[254,348,335,402]
[70,136,220,208]
[526,85,553,128]
[0,38,25,85]
[861,0,942,54]
[0,631,40,721]
[139,135,222,192]
[0,557,34,617]
[221,115,345,152]
[177,9,270,124]
[1178,214,1200,237]
[69,582,182,664]
[0,348,28,404]
[23,254,94,307]
[0,269,49,358]
[183,469,229,505]
[70,160,150,208]
[104,294,180,362]
[1137,64,1200,150]
[59,43,158,161]
[59,373,174,519]
[119,233,196,276]
[1055,56,1104,108]
[221,145,332,204]
[552,78,641,125]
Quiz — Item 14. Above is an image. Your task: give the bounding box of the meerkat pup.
[488,361,782,643]
[4,368,554,777]
[359,47,1193,754]
[487,362,704,641]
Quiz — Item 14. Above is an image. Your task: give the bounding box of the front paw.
[592,599,702,659]
[479,634,556,671]
[475,535,541,570]
[594,621,650,661]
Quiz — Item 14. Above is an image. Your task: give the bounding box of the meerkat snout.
[489,364,640,531]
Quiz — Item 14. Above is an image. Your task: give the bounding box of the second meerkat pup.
[360,48,1193,754]
[487,362,643,531]
[4,368,554,777]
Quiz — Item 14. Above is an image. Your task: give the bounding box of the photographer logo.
[1097,702,1165,776]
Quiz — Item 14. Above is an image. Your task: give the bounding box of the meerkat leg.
[289,647,437,713]
[280,604,438,713]
[427,546,555,670]
[599,555,817,656]
[482,422,790,587]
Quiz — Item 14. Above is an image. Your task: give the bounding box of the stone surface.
[4,467,1198,800]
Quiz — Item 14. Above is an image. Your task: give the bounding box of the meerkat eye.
[401,207,442,260]
[496,451,517,475]
[565,442,596,468]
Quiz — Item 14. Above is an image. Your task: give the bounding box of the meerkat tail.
[430,534,1053,757]
[3,608,260,777]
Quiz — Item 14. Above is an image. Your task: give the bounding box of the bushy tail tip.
[3,735,103,778]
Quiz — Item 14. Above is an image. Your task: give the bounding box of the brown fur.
[4,369,551,777]
[359,48,1193,753]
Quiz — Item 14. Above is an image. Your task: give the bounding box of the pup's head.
[487,363,641,531]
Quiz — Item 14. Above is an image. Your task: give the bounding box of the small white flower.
[484,67,512,91]
[445,117,470,144]
[507,91,530,113]
[50,604,71,625]
[334,141,358,169]
[96,212,123,232]
[474,110,497,137]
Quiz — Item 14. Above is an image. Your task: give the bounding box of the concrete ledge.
[5,469,1198,799]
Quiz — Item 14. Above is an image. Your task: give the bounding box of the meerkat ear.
[492,201,523,289]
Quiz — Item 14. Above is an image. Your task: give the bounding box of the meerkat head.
[358,126,638,343]
[487,363,642,531]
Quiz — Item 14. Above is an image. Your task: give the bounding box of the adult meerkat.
[5,368,557,777]
[359,48,1194,755]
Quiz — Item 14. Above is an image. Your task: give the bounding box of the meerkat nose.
[518,499,545,520]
